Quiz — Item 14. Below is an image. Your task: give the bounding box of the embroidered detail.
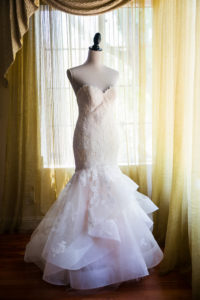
[51,241,67,257]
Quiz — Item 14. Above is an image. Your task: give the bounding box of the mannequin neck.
[84,48,103,67]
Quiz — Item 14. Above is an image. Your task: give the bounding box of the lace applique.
[75,166,122,233]
[51,241,67,257]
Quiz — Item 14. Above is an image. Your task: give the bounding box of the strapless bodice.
[75,85,116,114]
[73,84,119,171]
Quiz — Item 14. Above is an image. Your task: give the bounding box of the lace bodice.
[73,85,119,171]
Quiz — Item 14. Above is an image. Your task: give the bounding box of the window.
[35,5,152,168]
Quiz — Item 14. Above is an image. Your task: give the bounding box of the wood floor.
[0,234,192,300]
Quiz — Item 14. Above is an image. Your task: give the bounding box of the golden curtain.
[152,0,200,298]
[0,0,39,86]
[0,17,42,233]
[43,0,132,15]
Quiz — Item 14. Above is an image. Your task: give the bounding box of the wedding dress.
[24,84,164,290]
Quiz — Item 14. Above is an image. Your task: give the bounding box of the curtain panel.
[0,17,42,233]
[0,0,39,86]
[33,3,152,212]
[152,0,200,298]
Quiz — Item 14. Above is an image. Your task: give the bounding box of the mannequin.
[66,32,119,96]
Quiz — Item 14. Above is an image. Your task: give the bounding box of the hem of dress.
[42,271,150,289]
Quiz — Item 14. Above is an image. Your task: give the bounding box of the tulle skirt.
[24,165,163,290]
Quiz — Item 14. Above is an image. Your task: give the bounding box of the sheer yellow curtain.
[1,1,151,232]
[152,0,200,297]
[34,2,152,212]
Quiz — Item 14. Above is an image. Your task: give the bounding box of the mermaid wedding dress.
[24,84,164,290]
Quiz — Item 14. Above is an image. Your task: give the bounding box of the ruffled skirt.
[24,165,163,289]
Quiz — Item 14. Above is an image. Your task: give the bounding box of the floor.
[0,234,192,300]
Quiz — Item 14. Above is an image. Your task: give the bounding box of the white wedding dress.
[24,84,164,290]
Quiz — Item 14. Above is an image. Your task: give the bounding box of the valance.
[43,0,132,16]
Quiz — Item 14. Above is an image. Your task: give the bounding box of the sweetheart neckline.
[76,84,115,97]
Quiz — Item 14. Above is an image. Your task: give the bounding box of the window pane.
[35,6,152,168]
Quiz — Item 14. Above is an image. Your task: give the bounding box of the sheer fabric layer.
[24,165,163,289]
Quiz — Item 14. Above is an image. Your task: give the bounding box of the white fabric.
[24,85,163,289]
[73,85,119,171]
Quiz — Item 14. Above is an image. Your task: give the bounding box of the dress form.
[66,34,119,96]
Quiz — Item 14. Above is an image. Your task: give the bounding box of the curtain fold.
[152,0,200,298]
[0,0,39,86]
[0,17,42,233]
